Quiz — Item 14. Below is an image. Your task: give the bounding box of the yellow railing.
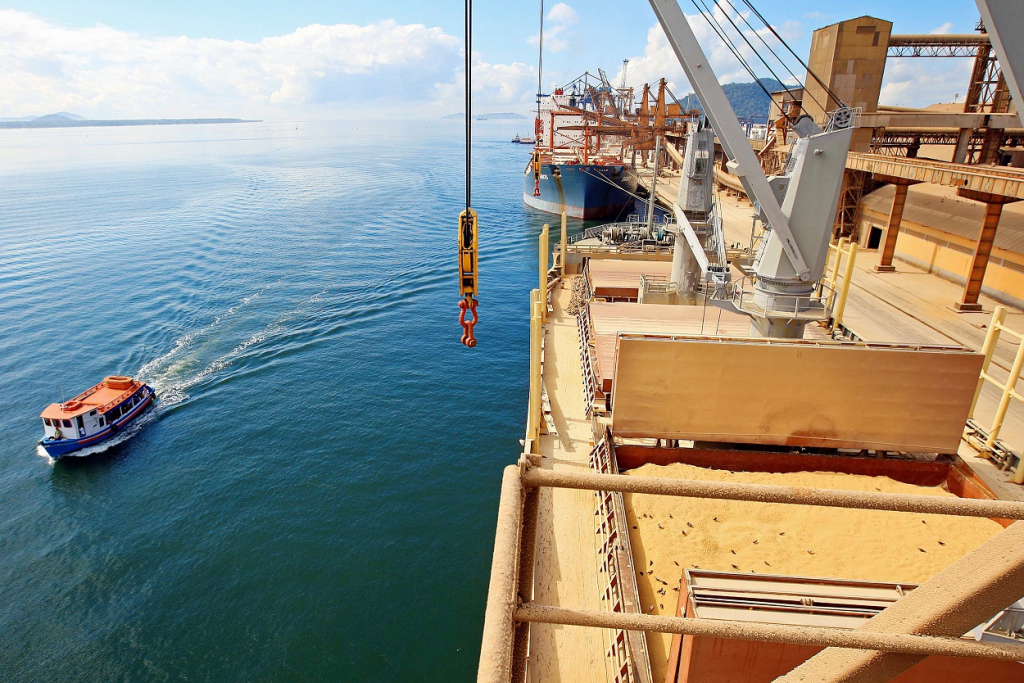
[823,237,859,330]
[525,288,543,452]
[969,305,1024,484]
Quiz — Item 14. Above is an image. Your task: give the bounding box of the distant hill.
[0,111,88,123]
[0,116,259,129]
[678,78,785,123]
[442,112,527,120]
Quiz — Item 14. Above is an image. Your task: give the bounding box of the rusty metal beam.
[954,192,1021,312]
[513,603,1024,661]
[876,180,918,272]
[510,477,540,683]
[477,466,524,683]
[520,467,1024,520]
[887,34,990,58]
[773,521,1024,683]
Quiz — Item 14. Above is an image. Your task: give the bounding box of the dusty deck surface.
[528,283,607,683]
[587,259,673,298]
[589,302,752,388]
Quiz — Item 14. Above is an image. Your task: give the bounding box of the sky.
[0,0,992,120]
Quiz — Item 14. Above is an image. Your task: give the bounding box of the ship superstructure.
[524,72,640,219]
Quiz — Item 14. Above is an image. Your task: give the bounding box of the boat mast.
[535,0,545,146]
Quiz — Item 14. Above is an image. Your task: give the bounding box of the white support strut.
[974,0,1024,125]
[647,0,811,281]
[673,203,712,274]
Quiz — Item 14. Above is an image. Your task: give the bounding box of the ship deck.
[528,285,608,683]
[524,195,1024,681]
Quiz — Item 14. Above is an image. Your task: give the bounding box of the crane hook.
[459,296,478,348]
[458,208,479,348]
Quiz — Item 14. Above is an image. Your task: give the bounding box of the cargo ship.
[39,376,154,458]
[524,73,639,220]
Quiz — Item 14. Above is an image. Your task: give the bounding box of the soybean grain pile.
[624,463,1004,680]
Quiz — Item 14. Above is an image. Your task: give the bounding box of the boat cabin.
[40,376,148,442]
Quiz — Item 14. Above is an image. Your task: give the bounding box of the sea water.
[0,120,589,681]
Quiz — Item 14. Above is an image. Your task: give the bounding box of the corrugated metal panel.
[685,570,916,628]
[862,183,1024,254]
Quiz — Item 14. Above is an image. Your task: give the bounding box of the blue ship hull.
[523,161,637,220]
[40,385,155,459]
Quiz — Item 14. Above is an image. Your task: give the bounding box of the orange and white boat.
[39,376,155,458]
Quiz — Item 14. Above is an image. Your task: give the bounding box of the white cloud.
[529,2,578,53]
[616,10,804,98]
[0,10,533,118]
[880,58,973,108]
[547,3,578,25]
[880,22,975,107]
[433,58,536,110]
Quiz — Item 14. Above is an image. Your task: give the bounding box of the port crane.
[671,116,731,301]
[649,0,854,337]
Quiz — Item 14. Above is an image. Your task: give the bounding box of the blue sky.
[0,1,991,119]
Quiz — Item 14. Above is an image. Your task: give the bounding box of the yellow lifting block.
[459,207,479,298]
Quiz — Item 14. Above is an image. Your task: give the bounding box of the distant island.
[442,112,527,120]
[677,78,784,123]
[0,112,260,129]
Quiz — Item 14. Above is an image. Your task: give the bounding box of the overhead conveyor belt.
[846,152,1024,201]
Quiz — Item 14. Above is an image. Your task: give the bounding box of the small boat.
[511,134,536,144]
[38,376,155,459]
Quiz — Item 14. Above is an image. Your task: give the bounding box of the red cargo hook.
[459,296,479,348]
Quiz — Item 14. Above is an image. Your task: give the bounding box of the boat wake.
[136,282,337,409]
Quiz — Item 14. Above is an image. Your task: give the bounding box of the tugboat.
[38,376,155,459]
[511,134,536,144]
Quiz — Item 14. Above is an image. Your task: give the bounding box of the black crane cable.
[715,0,830,114]
[710,0,795,102]
[465,0,472,213]
[536,0,544,126]
[739,0,846,108]
[689,0,774,105]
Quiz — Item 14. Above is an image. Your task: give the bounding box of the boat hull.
[40,385,155,459]
[523,162,636,220]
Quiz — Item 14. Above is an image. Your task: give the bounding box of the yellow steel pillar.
[832,243,858,330]
[539,225,549,324]
[529,291,544,449]
[560,212,567,278]
[526,289,541,447]
[826,237,847,299]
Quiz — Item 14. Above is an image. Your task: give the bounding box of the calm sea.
[0,120,586,681]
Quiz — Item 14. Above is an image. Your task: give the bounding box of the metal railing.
[966,305,1024,484]
[565,242,675,257]
[732,278,834,322]
[822,237,859,330]
[478,460,1024,683]
[589,435,652,683]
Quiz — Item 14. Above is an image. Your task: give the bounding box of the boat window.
[62,419,71,428]
[98,417,105,426]
[43,418,52,427]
